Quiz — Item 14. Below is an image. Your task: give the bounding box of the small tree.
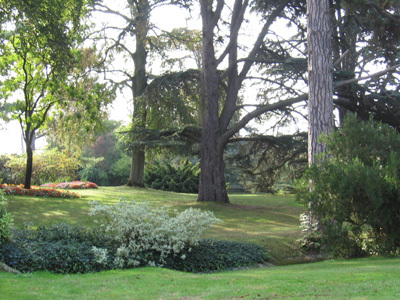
[297,114,400,257]
[0,0,88,189]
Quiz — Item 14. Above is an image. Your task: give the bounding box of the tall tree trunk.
[127,0,149,187]
[198,139,228,203]
[197,0,229,203]
[307,0,334,166]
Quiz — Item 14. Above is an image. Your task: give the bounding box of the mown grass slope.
[6,186,305,262]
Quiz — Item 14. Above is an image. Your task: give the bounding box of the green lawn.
[6,186,306,262]
[1,258,399,299]
[2,186,400,299]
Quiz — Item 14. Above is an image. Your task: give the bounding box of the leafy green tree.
[0,0,92,189]
[44,48,115,154]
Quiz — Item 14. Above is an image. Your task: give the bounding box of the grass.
[1,257,399,299]
[6,186,305,262]
[2,186,400,299]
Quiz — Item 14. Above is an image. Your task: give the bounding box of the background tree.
[93,0,197,186]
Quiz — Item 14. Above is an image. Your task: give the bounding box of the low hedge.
[0,223,269,274]
[164,239,270,273]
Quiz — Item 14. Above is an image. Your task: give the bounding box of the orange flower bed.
[0,184,80,199]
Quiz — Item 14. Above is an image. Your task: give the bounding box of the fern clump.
[144,159,200,193]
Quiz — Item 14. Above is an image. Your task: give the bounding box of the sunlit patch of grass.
[6,186,305,261]
[1,258,399,299]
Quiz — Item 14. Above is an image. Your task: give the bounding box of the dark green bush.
[164,239,269,273]
[0,223,269,274]
[296,114,400,257]
[144,159,200,193]
[0,189,13,243]
[0,223,118,273]
[79,166,109,187]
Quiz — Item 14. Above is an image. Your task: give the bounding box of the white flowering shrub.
[89,200,221,267]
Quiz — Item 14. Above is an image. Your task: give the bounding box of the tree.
[197,0,308,202]
[94,0,161,187]
[94,0,198,187]
[195,0,400,202]
[331,0,400,128]
[0,0,108,189]
[307,0,333,165]
[44,48,115,155]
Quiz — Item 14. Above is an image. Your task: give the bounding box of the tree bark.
[307,0,334,166]
[0,262,21,274]
[197,0,229,203]
[127,0,149,187]
[23,128,34,189]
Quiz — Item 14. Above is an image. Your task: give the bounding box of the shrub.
[296,114,400,257]
[0,222,269,274]
[0,189,13,244]
[164,239,269,273]
[144,159,200,193]
[79,166,109,186]
[0,223,117,273]
[89,200,221,267]
[1,149,80,185]
[109,154,131,185]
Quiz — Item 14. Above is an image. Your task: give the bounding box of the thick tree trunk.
[307,0,334,165]
[197,0,229,203]
[198,133,229,203]
[128,147,145,187]
[127,0,149,187]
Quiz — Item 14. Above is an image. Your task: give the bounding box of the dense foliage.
[0,189,13,244]
[0,223,117,273]
[144,159,200,193]
[164,239,269,273]
[78,122,131,186]
[297,115,400,257]
[0,149,80,186]
[89,200,220,267]
[0,216,268,274]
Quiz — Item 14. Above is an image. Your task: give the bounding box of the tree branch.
[335,64,400,88]
[238,0,290,82]
[221,93,308,143]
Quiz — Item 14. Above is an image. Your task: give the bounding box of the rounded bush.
[297,114,400,257]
